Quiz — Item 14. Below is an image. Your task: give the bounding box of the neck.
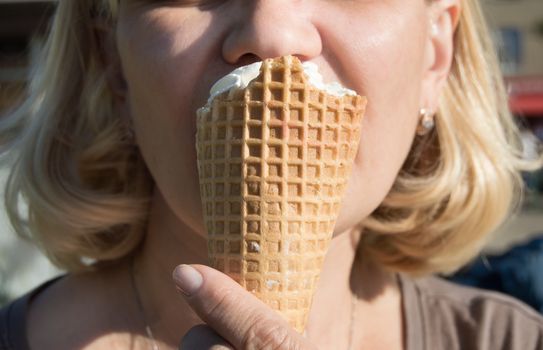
[130,189,208,346]
[135,189,209,274]
[129,188,400,348]
[305,229,401,349]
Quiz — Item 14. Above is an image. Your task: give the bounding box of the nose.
[222,0,322,64]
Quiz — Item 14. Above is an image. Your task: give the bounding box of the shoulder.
[1,296,25,350]
[25,264,141,349]
[404,275,543,350]
[0,276,62,350]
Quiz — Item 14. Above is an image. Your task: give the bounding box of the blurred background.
[0,0,542,308]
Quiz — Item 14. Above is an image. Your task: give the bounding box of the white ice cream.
[301,61,357,97]
[265,279,280,290]
[199,59,357,113]
[206,61,263,106]
[248,241,261,253]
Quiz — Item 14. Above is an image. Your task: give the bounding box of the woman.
[1,0,542,349]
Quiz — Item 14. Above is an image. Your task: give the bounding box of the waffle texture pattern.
[196,55,366,332]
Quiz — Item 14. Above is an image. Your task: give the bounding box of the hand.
[173,264,318,350]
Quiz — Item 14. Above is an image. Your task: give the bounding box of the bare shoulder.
[26,262,145,350]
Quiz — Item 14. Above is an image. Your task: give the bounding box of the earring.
[416,108,435,136]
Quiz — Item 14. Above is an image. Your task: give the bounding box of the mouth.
[191,55,363,139]
[198,56,359,112]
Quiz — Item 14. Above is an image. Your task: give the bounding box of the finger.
[180,324,234,350]
[173,264,317,350]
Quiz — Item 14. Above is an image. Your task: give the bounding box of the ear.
[420,0,461,113]
[93,20,128,101]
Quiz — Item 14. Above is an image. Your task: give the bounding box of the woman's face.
[115,0,438,237]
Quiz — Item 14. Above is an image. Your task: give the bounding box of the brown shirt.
[400,274,543,350]
[1,274,542,349]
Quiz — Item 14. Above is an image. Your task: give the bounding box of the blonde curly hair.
[0,0,540,274]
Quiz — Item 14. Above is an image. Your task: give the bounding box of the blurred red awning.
[506,76,543,117]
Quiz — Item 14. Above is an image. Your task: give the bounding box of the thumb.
[173,264,317,350]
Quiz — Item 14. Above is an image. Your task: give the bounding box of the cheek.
[321,5,427,233]
[116,9,216,232]
[117,7,215,136]
[116,3,429,236]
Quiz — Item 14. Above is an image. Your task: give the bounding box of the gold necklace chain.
[347,291,358,350]
[130,257,161,350]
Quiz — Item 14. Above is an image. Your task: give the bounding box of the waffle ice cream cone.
[196,55,366,332]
